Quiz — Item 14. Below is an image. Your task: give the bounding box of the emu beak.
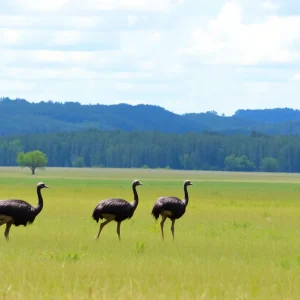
[45,185,49,188]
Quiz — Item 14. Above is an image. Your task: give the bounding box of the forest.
[1,129,300,172]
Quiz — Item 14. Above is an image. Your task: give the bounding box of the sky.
[1,0,300,116]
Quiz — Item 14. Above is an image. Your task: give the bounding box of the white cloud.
[13,0,68,12]
[178,1,300,65]
[0,49,132,72]
[0,28,119,50]
[128,15,138,27]
[75,0,171,12]
[150,32,161,43]
[291,73,300,81]
[0,80,36,92]
[8,0,171,13]
[262,1,280,11]
[1,29,22,45]
[50,31,81,46]
[0,15,112,30]
[0,66,158,81]
[33,50,91,64]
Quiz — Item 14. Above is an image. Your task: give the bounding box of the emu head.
[37,182,49,189]
[184,180,192,186]
[133,180,142,187]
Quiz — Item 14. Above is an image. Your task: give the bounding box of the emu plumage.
[151,180,192,240]
[0,182,49,240]
[92,180,142,240]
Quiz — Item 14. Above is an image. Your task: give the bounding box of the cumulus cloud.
[178,1,300,65]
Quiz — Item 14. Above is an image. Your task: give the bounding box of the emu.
[0,182,49,240]
[151,180,192,240]
[92,180,142,240]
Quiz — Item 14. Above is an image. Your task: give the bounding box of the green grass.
[1,167,300,299]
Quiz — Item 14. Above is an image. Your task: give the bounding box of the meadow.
[0,167,300,299]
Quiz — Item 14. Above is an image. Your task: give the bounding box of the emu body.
[151,180,192,240]
[0,182,49,240]
[92,180,142,240]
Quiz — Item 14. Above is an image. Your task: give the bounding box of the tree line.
[0,129,300,172]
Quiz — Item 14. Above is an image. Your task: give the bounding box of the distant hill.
[0,97,206,135]
[234,108,300,123]
[1,97,300,136]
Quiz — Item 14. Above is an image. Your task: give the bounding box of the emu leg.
[116,222,121,241]
[171,219,175,240]
[160,215,167,241]
[4,221,13,241]
[95,219,113,240]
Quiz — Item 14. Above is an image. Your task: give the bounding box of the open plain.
[0,167,300,299]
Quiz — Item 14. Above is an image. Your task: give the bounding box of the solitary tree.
[17,150,48,175]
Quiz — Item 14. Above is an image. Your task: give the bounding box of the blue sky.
[1,0,300,115]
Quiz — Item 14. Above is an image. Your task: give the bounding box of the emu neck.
[34,187,44,216]
[131,185,139,209]
[183,184,189,207]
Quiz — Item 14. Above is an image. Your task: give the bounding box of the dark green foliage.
[17,150,48,174]
[259,157,279,172]
[0,129,299,172]
[224,155,256,172]
[72,157,86,168]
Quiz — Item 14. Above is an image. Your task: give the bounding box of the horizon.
[1,0,300,115]
[2,96,300,117]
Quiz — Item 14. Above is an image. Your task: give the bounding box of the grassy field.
[1,167,300,299]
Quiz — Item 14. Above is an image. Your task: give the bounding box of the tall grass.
[0,167,300,299]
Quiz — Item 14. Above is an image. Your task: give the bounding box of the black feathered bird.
[152,180,192,240]
[0,182,49,240]
[92,180,142,240]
